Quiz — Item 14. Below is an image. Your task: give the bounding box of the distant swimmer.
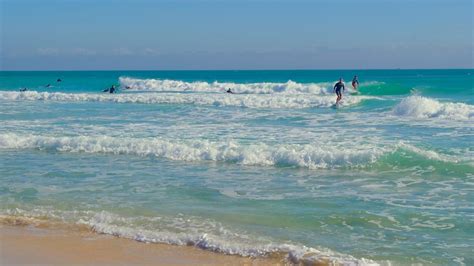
[19,88,28,92]
[333,78,345,104]
[226,88,234,94]
[125,86,132,89]
[351,75,359,90]
[103,85,116,93]
[45,84,51,88]
[57,78,62,82]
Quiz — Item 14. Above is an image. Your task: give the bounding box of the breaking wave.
[0,209,380,265]
[0,134,465,169]
[392,96,474,120]
[119,77,372,94]
[0,91,371,109]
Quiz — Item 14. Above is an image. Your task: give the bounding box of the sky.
[0,0,472,70]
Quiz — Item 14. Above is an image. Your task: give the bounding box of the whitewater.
[0,69,473,265]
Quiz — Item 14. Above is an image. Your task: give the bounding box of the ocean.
[0,70,472,265]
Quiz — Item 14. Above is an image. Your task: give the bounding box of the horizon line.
[1,67,473,72]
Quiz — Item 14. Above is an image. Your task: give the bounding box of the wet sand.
[0,223,285,266]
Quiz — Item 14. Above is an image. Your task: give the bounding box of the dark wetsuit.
[334,81,345,104]
[103,86,116,93]
[352,78,359,88]
[334,81,345,94]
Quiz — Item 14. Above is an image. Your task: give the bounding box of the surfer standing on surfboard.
[333,78,345,104]
[352,75,359,91]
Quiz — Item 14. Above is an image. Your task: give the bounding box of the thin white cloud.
[71,48,97,56]
[111,47,134,56]
[37,48,60,56]
[143,48,160,56]
[37,48,97,56]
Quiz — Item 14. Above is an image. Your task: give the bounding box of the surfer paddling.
[333,78,345,104]
[103,85,117,93]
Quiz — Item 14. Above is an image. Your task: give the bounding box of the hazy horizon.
[1,0,473,70]
[1,67,473,72]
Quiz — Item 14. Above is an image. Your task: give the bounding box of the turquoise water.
[0,70,473,265]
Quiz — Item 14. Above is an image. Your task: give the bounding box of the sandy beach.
[0,218,285,266]
[2,0,473,264]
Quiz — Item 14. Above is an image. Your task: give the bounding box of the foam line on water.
[119,77,377,94]
[0,134,466,169]
[392,96,474,120]
[0,91,372,109]
[0,134,385,169]
[1,208,380,265]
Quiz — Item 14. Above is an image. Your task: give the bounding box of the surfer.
[19,88,28,92]
[226,88,234,94]
[333,78,345,104]
[45,84,51,88]
[103,85,116,93]
[352,76,359,90]
[57,78,62,82]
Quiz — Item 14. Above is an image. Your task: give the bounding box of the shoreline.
[0,216,286,265]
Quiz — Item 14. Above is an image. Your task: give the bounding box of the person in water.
[333,78,345,104]
[226,88,234,94]
[45,84,51,88]
[352,75,359,90]
[57,78,62,82]
[19,88,28,92]
[103,85,116,93]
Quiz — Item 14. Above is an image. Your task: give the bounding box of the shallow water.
[1,70,473,265]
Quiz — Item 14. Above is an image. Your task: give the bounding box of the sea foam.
[0,91,370,109]
[1,208,380,265]
[0,134,385,169]
[119,77,376,95]
[119,77,334,94]
[392,96,474,120]
[0,134,464,169]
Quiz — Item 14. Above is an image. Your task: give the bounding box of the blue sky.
[1,0,472,70]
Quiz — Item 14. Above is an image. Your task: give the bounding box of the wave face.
[1,70,473,266]
[0,91,371,108]
[0,209,378,265]
[0,133,385,169]
[392,96,474,120]
[0,133,467,170]
[119,77,372,95]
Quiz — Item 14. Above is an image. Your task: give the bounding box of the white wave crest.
[2,208,379,265]
[119,77,367,95]
[0,91,370,109]
[1,133,465,168]
[392,96,474,120]
[84,211,379,265]
[0,134,388,169]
